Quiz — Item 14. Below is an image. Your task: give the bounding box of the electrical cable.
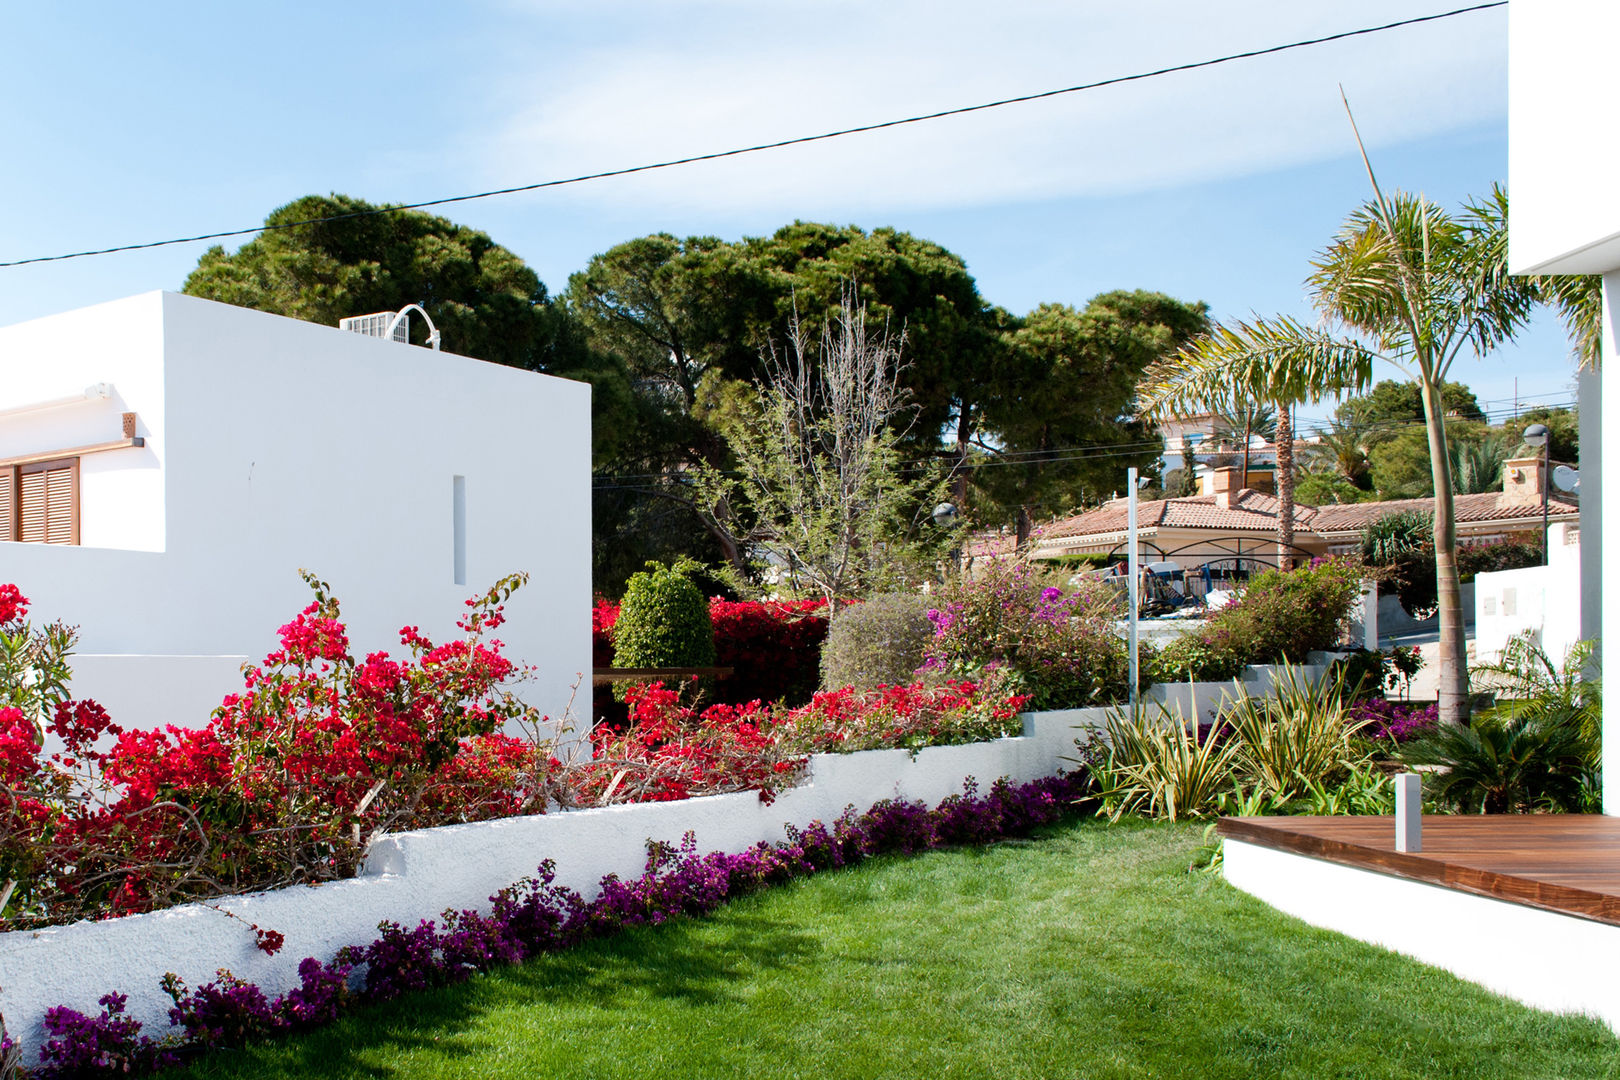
[0,1,1506,269]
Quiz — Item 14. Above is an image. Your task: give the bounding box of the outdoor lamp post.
[1523,423,1550,565]
[932,502,961,576]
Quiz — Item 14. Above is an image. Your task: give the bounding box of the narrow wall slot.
[452,475,467,586]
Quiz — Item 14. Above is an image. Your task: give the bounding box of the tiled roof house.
[1030,460,1575,569]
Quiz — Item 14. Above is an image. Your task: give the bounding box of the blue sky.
[0,1,1576,429]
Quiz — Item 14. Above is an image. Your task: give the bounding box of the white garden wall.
[0,664,1310,1055]
[0,292,592,723]
[0,707,1090,1055]
[1224,839,1620,1031]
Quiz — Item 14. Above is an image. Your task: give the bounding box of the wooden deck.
[1219,815,1620,926]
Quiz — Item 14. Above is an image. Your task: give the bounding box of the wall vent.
[339,311,410,343]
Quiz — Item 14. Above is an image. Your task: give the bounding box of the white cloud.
[475,0,1506,216]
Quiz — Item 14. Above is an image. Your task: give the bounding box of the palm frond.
[1137,315,1374,421]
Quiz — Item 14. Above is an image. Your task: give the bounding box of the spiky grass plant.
[1094,703,1241,822]
[1224,661,1370,801]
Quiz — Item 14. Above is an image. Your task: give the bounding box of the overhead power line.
[0,1,1505,270]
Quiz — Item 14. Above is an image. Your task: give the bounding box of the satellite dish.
[1552,465,1580,494]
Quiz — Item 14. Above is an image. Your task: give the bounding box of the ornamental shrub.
[610,562,716,702]
[819,593,933,690]
[922,561,1131,710]
[594,596,829,719]
[709,598,827,706]
[1153,559,1361,683]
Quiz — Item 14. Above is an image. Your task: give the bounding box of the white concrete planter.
[0,706,1103,1054]
[0,665,1308,1054]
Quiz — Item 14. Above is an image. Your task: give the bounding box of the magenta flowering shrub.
[924,561,1130,710]
[6,772,1088,1078]
[1348,699,1438,743]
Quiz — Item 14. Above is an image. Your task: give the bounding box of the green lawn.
[172,819,1618,1080]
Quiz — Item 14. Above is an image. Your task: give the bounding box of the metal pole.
[1128,467,1140,710]
[1542,442,1550,565]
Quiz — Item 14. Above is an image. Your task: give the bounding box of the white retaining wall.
[0,707,1092,1055]
[1224,839,1620,1031]
[0,666,1307,1054]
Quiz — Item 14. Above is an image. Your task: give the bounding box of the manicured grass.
[171,819,1617,1080]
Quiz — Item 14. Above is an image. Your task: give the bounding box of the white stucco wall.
[0,292,592,725]
[1224,839,1620,1031]
[1508,1,1620,275]
[1473,522,1582,665]
[1508,7,1617,814]
[0,664,1314,1055]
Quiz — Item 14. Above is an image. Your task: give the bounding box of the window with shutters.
[1,458,78,544]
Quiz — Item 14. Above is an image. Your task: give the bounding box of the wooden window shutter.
[0,467,12,541]
[18,459,77,545]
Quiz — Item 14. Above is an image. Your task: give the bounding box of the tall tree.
[977,292,1209,540]
[184,195,585,374]
[1311,182,1539,725]
[1145,183,1540,729]
[1139,316,1373,567]
[691,289,952,607]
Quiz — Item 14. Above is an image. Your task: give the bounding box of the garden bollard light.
[1395,773,1421,853]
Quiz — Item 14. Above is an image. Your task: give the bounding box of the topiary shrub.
[819,593,933,691]
[610,562,716,701]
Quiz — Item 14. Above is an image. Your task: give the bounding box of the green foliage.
[1399,633,1597,814]
[1091,704,1242,822]
[1334,377,1486,437]
[1224,663,1369,801]
[1457,539,1543,582]
[1398,713,1590,814]
[1153,561,1362,683]
[610,561,716,699]
[1359,510,1436,617]
[692,290,952,606]
[818,594,934,691]
[975,292,1208,520]
[1294,473,1378,506]
[1515,405,1579,462]
[184,195,586,375]
[926,560,1132,709]
[1475,634,1601,755]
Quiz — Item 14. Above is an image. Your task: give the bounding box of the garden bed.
[0,707,1093,1057]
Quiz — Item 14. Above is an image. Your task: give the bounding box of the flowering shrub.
[923,561,1131,710]
[1348,699,1438,743]
[770,679,1029,755]
[1154,559,1361,683]
[2,574,567,928]
[5,577,1031,931]
[5,772,1089,1078]
[592,597,829,721]
[580,677,1029,804]
[707,598,828,706]
[583,683,805,805]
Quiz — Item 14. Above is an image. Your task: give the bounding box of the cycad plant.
[1398,713,1589,814]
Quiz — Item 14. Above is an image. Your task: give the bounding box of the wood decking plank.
[1217,815,1620,925]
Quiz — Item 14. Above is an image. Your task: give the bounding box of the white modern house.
[0,291,591,733]
[1218,0,1620,1033]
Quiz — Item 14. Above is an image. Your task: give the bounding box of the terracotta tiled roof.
[1038,488,1577,545]
[1042,489,1317,540]
[1309,491,1579,535]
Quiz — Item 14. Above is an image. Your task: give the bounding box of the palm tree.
[1141,183,1540,729]
[1302,418,1372,488]
[1310,180,1539,727]
[1139,315,1373,569]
